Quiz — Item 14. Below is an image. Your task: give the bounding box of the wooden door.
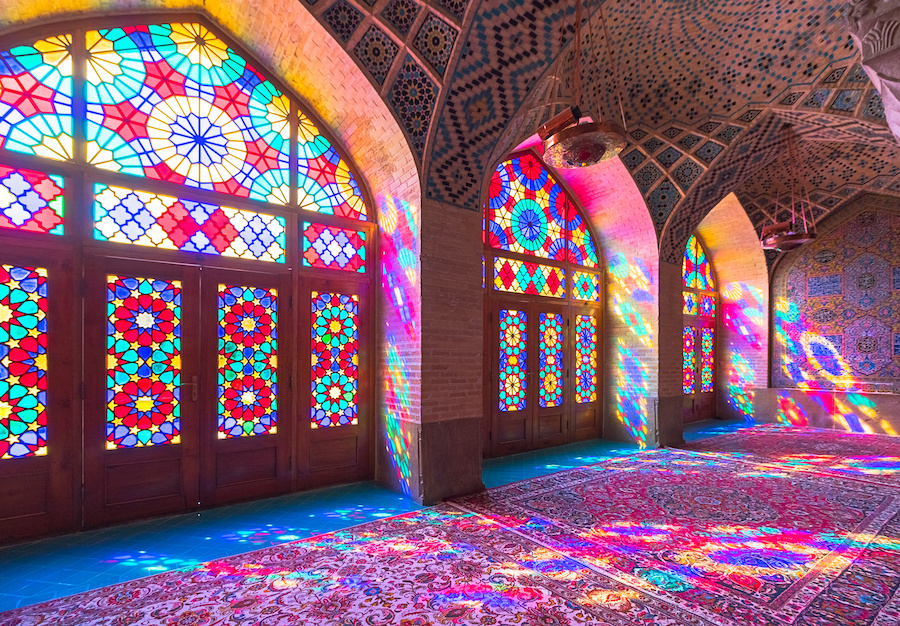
[199,268,292,506]
[570,308,601,442]
[0,244,79,542]
[83,257,200,527]
[533,305,567,449]
[683,322,716,424]
[491,299,532,455]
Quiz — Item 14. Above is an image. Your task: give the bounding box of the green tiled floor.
[0,419,744,611]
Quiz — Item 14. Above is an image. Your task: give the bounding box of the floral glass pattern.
[0,266,48,459]
[107,276,181,448]
[539,313,563,408]
[93,184,286,263]
[311,292,358,428]
[701,327,714,393]
[85,24,291,204]
[575,315,597,403]
[683,292,698,315]
[699,293,716,317]
[218,285,277,438]
[487,153,597,268]
[0,35,72,161]
[298,113,367,220]
[683,234,714,290]
[499,309,527,411]
[302,222,366,272]
[683,326,696,394]
[0,164,64,234]
[572,271,600,301]
[493,258,565,298]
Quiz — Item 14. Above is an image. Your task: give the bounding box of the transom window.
[682,234,717,423]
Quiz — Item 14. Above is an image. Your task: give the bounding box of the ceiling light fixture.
[760,125,818,251]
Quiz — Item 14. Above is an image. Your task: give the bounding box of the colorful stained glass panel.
[311,292,358,428]
[699,293,716,317]
[218,285,277,438]
[683,326,696,394]
[487,153,567,261]
[575,315,597,403]
[302,222,366,272]
[94,184,286,263]
[566,207,598,268]
[0,266,48,459]
[539,312,563,408]
[0,36,72,161]
[0,164,64,234]
[493,258,565,298]
[298,113,367,220]
[85,24,291,203]
[572,271,600,301]
[683,234,714,290]
[701,327,715,393]
[683,292,698,315]
[499,310,527,411]
[107,276,181,448]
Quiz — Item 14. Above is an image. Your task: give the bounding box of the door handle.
[183,375,198,402]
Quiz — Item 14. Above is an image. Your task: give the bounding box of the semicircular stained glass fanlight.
[73,22,365,219]
[487,151,597,268]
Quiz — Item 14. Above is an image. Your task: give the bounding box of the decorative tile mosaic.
[695,141,724,163]
[845,64,870,84]
[354,27,400,85]
[822,67,846,83]
[642,137,664,153]
[716,125,742,142]
[436,0,468,19]
[738,109,762,122]
[657,146,682,169]
[807,274,842,297]
[381,0,421,36]
[663,126,683,138]
[780,92,804,106]
[893,267,900,290]
[697,121,720,133]
[673,159,703,192]
[678,134,702,150]
[647,181,681,228]
[388,55,439,157]
[862,90,886,121]
[414,14,458,76]
[829,90,862,113]
[621,148,646,170]
[634,163,662,193]
[802,89,831,108]
[629,129,648,141]
[323,0,364,43]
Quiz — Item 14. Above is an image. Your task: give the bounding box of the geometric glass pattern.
[487,152,597,268]
[84,24,291,204]
[0,266,48,459]
[302,221,366,272]
[106,276,181,449]
[218,285,277,438]
[493,257,565,298]
[93,184,286,263]
[298,113,367,220]
[572,271,600,301]
[498,309,526,412]
[683,326,696,394]
[682,234,714,290]
[701,326,714,393]
[0,164,64,235]
[575,314,597,403]
[699,293,716,317]
[538,312,563,408]
[683,291,697,315]
[310,292,358,428]
[0,36,72,161]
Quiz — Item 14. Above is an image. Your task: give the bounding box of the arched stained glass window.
[682,234,717,420]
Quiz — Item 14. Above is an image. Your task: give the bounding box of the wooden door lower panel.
[571,403,600,441]
[306,426,367,489]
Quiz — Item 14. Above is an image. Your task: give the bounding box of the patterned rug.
[3,449,900,625]
[680,423,900,486]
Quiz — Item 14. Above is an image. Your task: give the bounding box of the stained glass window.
[567,210,598,268]
[302,222,366,272]
[311,292,358,428]
[0,36,72,161]
[85,24,291,203]
[699,293,716,317]
[572,271,600,301]
[683,326,696,394]
[93,184,286,263]
[298,114,367,220]
[575,315,597,403]
[107,276,181,448]
[683,292,697,315]
[493,258,565,298]
[0,164,64,234]
[683,235,714,290]
[539,313,563,408]
[218,285,277,438]
[701,327,715,393]
[0,266,48,459]
[499,309,527,411]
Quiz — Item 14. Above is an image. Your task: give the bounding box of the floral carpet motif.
[3,449,900,625]
[681,423,900,486]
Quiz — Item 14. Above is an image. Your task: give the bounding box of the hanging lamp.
[760,125,818,251]
[540,0,626,168]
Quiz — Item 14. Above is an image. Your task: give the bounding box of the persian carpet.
[3,449,900,625]
[679,423,900,486]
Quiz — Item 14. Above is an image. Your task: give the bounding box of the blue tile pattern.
[808,274,842,296]
[354,27,400,85]
[414,14,458,76]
